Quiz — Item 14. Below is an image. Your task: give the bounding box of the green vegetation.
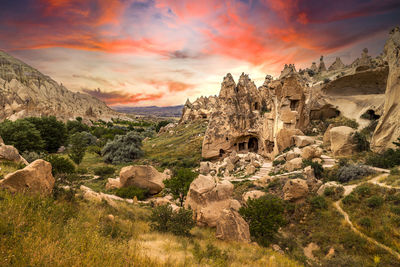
[45,154,75,176]
[115,186,149,200]
[155,120,171,132]
[164,168,197,206]
[93,166,115,178]
[102,131,144,164]
[0,160,24,179]
[239,195,286,246]
[302,159,324,179]
[142,121,207,168]
[68,132,89,165]
[353,131,370,152]
[342,183,400,254]
[326,116,359,130]
[149,205,195,236]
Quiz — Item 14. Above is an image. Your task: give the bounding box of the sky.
[1,0,400,107]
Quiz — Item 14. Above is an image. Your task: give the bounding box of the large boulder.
[0,159,54,195]
[301,145,323,160]
[329,126,356,156]
[200,161,212,175]
[0,144,28,165]
[283,178,309,201]
[372,27,400,152]
[185,175,240,227]
[119,165,168,194]
[323,124,334,146]
[285,157,303,172]
[216,209,251,243]
[293,135,315,148]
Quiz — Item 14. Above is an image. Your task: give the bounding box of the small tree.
[149,205,195,236]
[164,168,197,206]
[68,132,88,165]
[102,132,144,164]
[0,119,44,152]
[239,195,286,246]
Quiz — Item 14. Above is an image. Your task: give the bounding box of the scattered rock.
[245,164,256,175]
[329,126,356,156]
[119,165,168,194]
[303,242,320,261]
[0,159,54,195]
[283,178,309,201]
[293,135,315,148]
[301,145,323,160]
[285,158,303,172]
[215,208,251,242]
[0,144,28,165]
[200,161,211,175]
[105,177,121,190]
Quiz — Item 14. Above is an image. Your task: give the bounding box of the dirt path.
[334,173,400,260]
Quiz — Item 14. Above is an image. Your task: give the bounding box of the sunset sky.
[1,0,400,107]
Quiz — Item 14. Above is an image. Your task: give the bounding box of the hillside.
[0,50,123,122]
[113,105,184,118]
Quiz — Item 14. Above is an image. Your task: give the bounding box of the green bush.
[239,195,285,246]
[115,186,149,200]
[45,155,75,176]
[302,159,324,179]
[342,194,358,205]
[336,164,374,183]
[326,116,359,130]
[102,132,143,164]
[309,195,328,210]
[21,151,47,163]
[366,149,400,169]
[353,131,370,152]
[94,166,115,178]
[164,168,197,206]
[0,119,45,152]
[273,160,285,166]
[323,186,344,200]
[358,217,372,228]
[155,120,171,133]
[149,205,195,236]
[354,184,372,197]
[68,132,88,165]
[66,119,89,134]
[366,195,384,208]
[193,243,229,264]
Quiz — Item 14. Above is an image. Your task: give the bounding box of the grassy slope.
[140,121,208,168]
[0,190,300,267]
[342,183,400,256]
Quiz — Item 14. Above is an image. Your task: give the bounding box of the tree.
[164,168,197,206]
[68,132,88,165]
[102,132,144,164]
[25,116,67,153]
[0,119,44,152]
[66,119,89,134]
[149,205,195,236]
[239,195,286,246]
[156,120,171,133]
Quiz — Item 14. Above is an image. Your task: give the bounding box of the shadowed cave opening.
[248,137,259,153]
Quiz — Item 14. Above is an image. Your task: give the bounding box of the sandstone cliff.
[371,27,400,152]
[0,50,123,122]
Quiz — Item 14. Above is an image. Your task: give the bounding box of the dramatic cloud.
[83,88,164,105]
[1,0,400,106]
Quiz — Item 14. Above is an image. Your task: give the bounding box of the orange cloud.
[146,79,196,92]
[83,88,164,105]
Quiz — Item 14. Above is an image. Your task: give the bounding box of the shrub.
[309,195,328,210]
[0,119,45,152]
[342,193,358,205]
[164,168,197,206]
[239,194,285,246]
[155,120,171,133]
[354,184,372,197]
[102,132,143,164]
[193,243,229,264]
[45,155,75,176]
[336,164,374,183]
[80,131,97,146]
[94,166,115,178]
[323,186,344,200]
[302,159,324,179]
[21,151,46,163]
[326,116,359,130]
[149,205,195,236]
[68,132,88,165]
[390,206,400,215]
[25,116,67,153]
[366,149,400,169]
[273,160,285,166]
[66,119,89,134]
[353,131,370,152]
[359,217,372,228]
[115,186,149,200]
[367,195,384,208]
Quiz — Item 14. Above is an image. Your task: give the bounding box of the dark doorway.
[219,149,225,157]
[248,137,259,153]
[290,100,300,111]
[254,102,259,110]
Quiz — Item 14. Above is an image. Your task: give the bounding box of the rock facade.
[119,165,169,194]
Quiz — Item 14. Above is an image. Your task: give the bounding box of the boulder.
[301,145,323,160]
[185,175,240,227]
[372,27,400,152]
[293,135,315,148]
[286,151,299,161]
[283,178,309,201]
[242,190,266,202]
[105,178,121,190]
[216,209,251,242]
[304,166,315,180]
[323,124,334,146]
[0,159,54,195]
[285,158,303,172]
[245,164,256,175]
[330,126,356,156]
[200,161,211,175]
[119,165,168,194]
[0,144,28,165]
[57,146,66,153]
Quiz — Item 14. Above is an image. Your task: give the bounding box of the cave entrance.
[239,142,246,151]
[290,100,300,111]
[248,137,259,153]
[362,109,381,120]
[219,149,225,157]
[254,102,259,111]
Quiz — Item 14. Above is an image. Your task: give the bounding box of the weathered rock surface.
[0,159,54,195]
[372,27,400,152]
[283,178,309,201]
[285,158,303,172]
[242,190,266,202]
[216,209,251,242]
[105,177,121,190]
[329,126,356,156]
[119,165,168,194]
[0,144,28,165]
[185,175,240,227]
[301,145,322,160]
[293,135,315,148]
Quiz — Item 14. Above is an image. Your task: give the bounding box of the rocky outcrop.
[283,178,308,201]
[216,209,251,242]
[328,57,345,71]
[0,159,54,195]
[105,177,121,190]
[180,96,219,123]
[185,175,240,227]
[0,50,123,122]
[119,165,169,194]
[0,144,28,165]
[372,27,400,152]
[329,126,356,156]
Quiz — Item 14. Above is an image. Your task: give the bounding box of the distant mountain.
[0,50,124,122]
[112,105,184,118]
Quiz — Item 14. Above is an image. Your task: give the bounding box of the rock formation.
[215,208,251,242]
[0,50,124,122]
[372,27,400,152]
[119,165,169,194]
[0,159,54,195]
[318,56,327,72]
[0,143,28,165]
[180,96,218,123]
[328,57,345,71]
